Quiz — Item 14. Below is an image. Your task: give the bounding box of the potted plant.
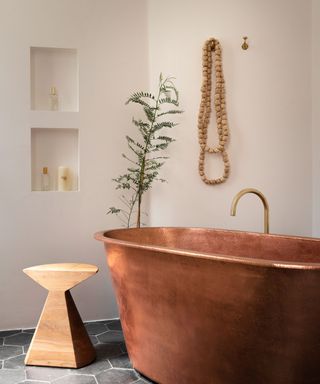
[108,74,183,227]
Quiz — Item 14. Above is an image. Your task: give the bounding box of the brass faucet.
[230,188,270,234]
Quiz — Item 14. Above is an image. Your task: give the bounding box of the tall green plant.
[108,74,183,228]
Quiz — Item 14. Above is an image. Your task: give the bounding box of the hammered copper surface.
[95,227,320,384]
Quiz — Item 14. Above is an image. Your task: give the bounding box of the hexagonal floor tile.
[89,335,99,345]
[18,382,49,384]
[0,330,21,338]
[53,374,97,383]
[0,368,25,384]
[106,320,122,331]
[3,354,25,369]
[97,331,124,344]
[4,332,33,346]
[85,322,108,335]
[74,358,111,375]
[95,343,123,360]
[109,354,132,369]
[0,345,23,360]
[96,368,138,384]
[0,320,157,384]
[26,366,71,381]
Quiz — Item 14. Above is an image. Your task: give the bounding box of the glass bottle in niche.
[41,167,50,191]
[49,86,59,111]
[58,166,70,191]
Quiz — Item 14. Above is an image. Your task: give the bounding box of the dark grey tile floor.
[0,319,154,384]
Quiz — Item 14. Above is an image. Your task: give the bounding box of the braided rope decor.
[198,38,230,185]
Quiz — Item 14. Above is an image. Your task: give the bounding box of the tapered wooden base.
[25,291,95,368]
[23,263,98,368]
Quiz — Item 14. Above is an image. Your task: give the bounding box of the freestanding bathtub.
[95,227,320,384]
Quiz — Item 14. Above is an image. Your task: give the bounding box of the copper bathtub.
[95,227,320,384]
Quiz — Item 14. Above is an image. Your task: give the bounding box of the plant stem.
[136,80,162,227]
[127,193,138,228]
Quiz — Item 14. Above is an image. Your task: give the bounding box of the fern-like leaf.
[144,106,156,123]
[157,109,183,117]
[158,97,179,106]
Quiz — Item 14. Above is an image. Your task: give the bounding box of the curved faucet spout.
[230,188,270,234]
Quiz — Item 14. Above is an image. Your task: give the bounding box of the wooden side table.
[23,263,98,368]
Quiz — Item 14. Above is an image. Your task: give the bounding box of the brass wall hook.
[242,36,249,50]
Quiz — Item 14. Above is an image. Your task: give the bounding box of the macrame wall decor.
[198,38,230,185]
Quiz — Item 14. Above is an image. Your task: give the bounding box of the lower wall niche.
[31,127,79,192]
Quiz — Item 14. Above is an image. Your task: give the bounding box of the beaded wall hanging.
[198,38,230,185]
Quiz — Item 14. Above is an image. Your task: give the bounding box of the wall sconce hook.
[242,36,249,50]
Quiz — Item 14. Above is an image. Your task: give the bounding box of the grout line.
[104,367,135,372]
[2,345,27,357]
[1,352,25,370]
[51,373,73,383]
[0,331,22,338]
[84,317,120,324]
[23,345,29,354]
[92,329,109,337]
[87,327,123,337]
[2,352,25,358]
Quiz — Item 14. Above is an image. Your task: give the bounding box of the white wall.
[0,0,148,329]
[312,0,320,236]
[148,0,313,237]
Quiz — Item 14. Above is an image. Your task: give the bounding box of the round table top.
[23,263,99,291]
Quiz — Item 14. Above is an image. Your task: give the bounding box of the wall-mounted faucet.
[230,188,270,234]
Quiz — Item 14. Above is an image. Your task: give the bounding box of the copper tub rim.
[94,226,320,271]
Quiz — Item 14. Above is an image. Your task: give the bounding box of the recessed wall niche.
[30,47,78,111]
[31,128,79,192]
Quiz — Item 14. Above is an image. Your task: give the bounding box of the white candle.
[58,166,70,191]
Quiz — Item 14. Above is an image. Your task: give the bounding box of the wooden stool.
[23,263,98,368]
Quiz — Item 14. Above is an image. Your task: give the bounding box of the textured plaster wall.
[0,0,148,329]
[147,0,312,237]
[312,0,320,236]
